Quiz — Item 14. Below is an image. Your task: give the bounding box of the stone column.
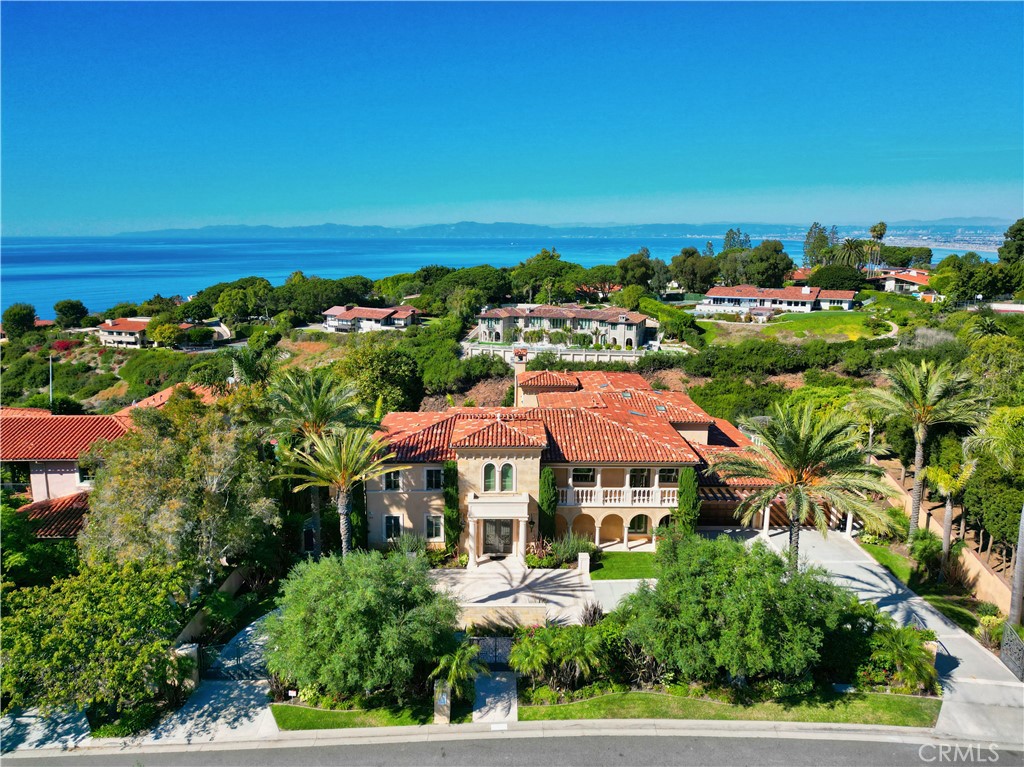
[518,518,527,564]
[762,506,771,535]
[845,511,854,535]
[622,521,629,549]
[594,523,601,548]
[468,518,477,568]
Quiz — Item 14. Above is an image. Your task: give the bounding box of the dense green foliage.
[265,551,459,705]
[539,467,558,540]
[2,303,37,341]
[674,468,700,533]
[806,265,866,291]
[1,562,188,715]
[0,492,78,589]
[442,460,462,555]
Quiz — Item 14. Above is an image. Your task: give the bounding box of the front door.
[483,519,513,555]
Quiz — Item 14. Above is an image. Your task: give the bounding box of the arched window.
[483,463,496,492]
[500,463,514,491]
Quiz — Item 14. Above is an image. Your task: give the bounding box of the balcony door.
[483,519,513,555]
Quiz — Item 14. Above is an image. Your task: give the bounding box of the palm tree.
[269,369,373,557]
[227,345,278,388]
[431,640,490,702]
[277,429,406,555]
[922,460,975,579]
[858,360,988,541]
[872,622,938,693]
[836,239,864,268]
[965,408,1024,625]
[550,626,602,691]
[706,402,894,571]
[966,316,1006,341]
[509,632,551,691]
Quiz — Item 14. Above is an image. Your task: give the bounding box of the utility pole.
[49,354,54,406]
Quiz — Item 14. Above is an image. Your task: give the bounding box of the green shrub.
[204,591,242,638]
[976,601,1001,618]
[908,529,943,581]
[550,532,599,567]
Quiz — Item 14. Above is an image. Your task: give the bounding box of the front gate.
[469,636,512,668]
[1001,625,1024,681]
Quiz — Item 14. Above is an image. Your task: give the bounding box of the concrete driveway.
[430,559,595,625]
[765,529,1024,747]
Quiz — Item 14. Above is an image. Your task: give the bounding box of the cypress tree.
[676,467,701,534]
[539,467,558,540]
[442,460,462,556]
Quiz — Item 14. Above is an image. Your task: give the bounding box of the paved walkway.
[765,529,1024,747]
[472,673,518,724]
[430,558,595,624]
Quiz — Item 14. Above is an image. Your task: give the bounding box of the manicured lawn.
[518,690,940,727]
[860,543,913,584]
[860,543,980,632]
[761,311,871,341]
[271,699,473,730]
[590,552,657,580]
[695,321,719,344]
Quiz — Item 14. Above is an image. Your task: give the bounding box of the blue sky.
[2,2,1022,235]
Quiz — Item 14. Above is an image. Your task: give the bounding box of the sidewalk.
[764,529,1024,747]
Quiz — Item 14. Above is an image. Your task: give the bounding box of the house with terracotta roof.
[0,411,131,501]
[864,268,933,295]
[322,304,421,333]
[476,304,654,349]
[368,370,775,565]
[697,285,856,316]
[115,383,219,415]
[96,316,193,348]
[15,491,90,539]
[0,319,56,343]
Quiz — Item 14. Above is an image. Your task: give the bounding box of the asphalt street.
[7,736,1022,767]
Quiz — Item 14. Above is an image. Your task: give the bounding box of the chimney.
[105,318,114,325]
[801,286,812,294]
[512,347,529,406]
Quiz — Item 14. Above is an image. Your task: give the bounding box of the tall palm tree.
[277,429,406,555]
[858,360,987,541]
[922,460,975,579]
[706,403,893,571]
[836,239,864,268]
[431,640,490,702]
[965,408,1024,625]
[227,345,278,388]
[269,369,373,557]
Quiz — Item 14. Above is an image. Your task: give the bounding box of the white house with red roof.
[476,304,654,349]
[864,268,933,295]
[322,304,421,333]
[368,371,775,565]
[97,316,193,348]
[697,285,856,316]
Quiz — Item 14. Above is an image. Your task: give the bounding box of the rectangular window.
[425,468,443,491]
[629,468,651,488]
[426,515,444,541]
[577,319,591,329]
[549,318,565,329]
[77,462,96,484]
[658,467,679,485]
[385,515,401,541]
[572,467,596,484]
[383,471,401,491]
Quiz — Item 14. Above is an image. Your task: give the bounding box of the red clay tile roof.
[0,415,131,461]
[450,417,547,449]
[534,389,713,425]
[518,370,579,390]
[705,285,822,301]
[478,304,650,324]
[572,371,651,391]
[0,319,54,334]
[99,318,149,333]
[0,407,53,418]
[17,492,89,539]
[116,384,219,415]
[323,305,419,320]
[818,290,857,300]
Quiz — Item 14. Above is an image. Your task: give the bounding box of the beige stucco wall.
[30,461,89,502]
[456,448,542,556]
[676,425,709,445]
[365,464,445,548]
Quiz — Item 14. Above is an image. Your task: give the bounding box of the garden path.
[764,529,1024,747]
[472,673,518,725]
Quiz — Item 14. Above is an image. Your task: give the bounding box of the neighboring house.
[115,383,219,415]
[865,268,932,295]
[369,370,773,565]
[0,411,131,502]
[787,267,814,285]
[97,317,193,348]
[322,305,421,333]
[476,304,654,349]
[15,491,90,539]
[697,285,856,315]
[0,319,55,343]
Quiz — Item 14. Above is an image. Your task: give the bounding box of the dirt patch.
[278,338,349,370]
[642,369,707,391]
[765,373,805,390]
[419,377,514,412]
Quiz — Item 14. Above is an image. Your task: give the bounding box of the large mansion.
[475,304,655,349]
[696,285,856,316]
[369,369,776,565]
[322,304,421,333]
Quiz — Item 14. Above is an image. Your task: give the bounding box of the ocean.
[0,237,991,315]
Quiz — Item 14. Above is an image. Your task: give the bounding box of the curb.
[5,717,1022,759]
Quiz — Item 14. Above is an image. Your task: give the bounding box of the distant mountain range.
[117,219,1014,240]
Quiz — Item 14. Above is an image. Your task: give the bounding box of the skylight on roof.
[629,410,645,416]
[655,405,667,412]
[621,391,632,399]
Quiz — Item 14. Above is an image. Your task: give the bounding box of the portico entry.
[467,492,530,567]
